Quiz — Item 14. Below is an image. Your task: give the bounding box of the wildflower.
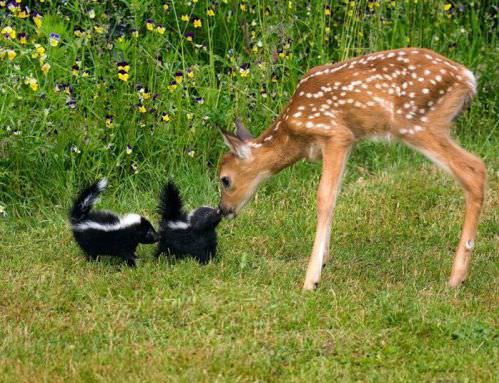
[66,98,77,109]
[118,70,129,82]
[137,104,147,113]
[193,18,202,28]
[49,33,60,47]
[186,113,193,120]
[187,148,195,157]
[0,205,6,217]
[33,44,46,58]
[32,12,43,28]
[175,71,183,84]
[88,9,96,19]
[168,80,177,92]
[156,25,166,34]
[325,6,331,16]
[161,113,170,122]
[18,32,27,44]
[106,143,115,151]
[1,26,16,39]
[239,63,250,77]
[70,145,81,154]
[130,161,138,174]
[94,25,106,34]
[443,3,452,11]
[146,19,155,31]
[181,15,189,22]
[105,115,113,128]
[82,70,89,77]
[41,63,50,75]
[163,4,169,11]
[207,8,215,17]
[117,61,130,72]
[185,31,194,42]
[74,27,83,37]
[7,50,16,61]
[126,145,133,155]
[137,86,151,100]
[240,3,247,12]
[186,68,194,78]
[71,64,79,76]
[195,97,204,104]
[17,6,29,19]
[131,29,139,38]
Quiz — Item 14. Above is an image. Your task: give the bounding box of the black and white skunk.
[156,181,222,264]
[70,178,158,266]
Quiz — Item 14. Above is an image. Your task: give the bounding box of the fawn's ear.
[219,128,252,159]
[234,118,254,141]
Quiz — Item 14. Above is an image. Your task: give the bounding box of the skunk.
[69,178,158,266]
[156,181,222,264]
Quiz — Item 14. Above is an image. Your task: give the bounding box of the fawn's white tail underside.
[218,48,486,290]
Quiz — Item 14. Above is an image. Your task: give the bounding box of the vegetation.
[0,1,497,381]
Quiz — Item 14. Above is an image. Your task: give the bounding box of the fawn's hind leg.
[403,130,486,287]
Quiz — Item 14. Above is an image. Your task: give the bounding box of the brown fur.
[218,48,486,289]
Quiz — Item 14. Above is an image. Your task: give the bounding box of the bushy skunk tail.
[158,181,184,223]
[70,178,107,224]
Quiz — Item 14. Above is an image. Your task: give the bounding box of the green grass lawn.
[1,1,498,381]
[1,159,497,382]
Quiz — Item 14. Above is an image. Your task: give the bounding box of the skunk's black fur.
[156,181,221,264]
[70,178,158,266]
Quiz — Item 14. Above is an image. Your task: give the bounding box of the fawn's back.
[282,48,476,139]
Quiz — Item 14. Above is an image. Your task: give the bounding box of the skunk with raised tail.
[156,181,221,264]
[70,178,158,266]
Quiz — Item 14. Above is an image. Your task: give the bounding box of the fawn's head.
[218,120,271,219]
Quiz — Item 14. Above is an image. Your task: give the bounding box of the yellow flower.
[181,15,189,22]
[146,19,155,31]
[7,50,16,60]
[325,7,331,16]
[193,19,202,28]
[163,4,169,11]
[186,68,194,78]
[41,63,50,75]
[137,104,146,113]
[156,26,166,34]
[33,14,43,29]
[168,81,177,92]
[240,4,247,12]
[25,76,39,91]
[161,113,170,122]
[207,8,215,17]
[118,71,129,82]
[186,113,193,120]
[49,33,60,47]
[443,3,452,11]
[132,30,139,38]
[94,25,105,34]
[1,26,16,39]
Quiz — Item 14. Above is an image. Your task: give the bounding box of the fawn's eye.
[221,176,231,189]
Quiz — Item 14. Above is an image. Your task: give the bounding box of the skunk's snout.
[218,205,235,219]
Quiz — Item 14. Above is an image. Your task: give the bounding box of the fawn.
[218,48,486,290]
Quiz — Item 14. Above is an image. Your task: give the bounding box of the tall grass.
[0,0,497,216]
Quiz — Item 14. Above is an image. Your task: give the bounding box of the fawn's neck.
[250,117,309,174]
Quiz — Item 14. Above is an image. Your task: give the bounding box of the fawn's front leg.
[303,140,351,290]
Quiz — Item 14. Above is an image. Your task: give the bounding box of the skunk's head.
[190,207,222,230]
[137,217,159,243]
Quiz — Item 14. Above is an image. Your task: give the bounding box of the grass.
[1,0,498,381]
[1,159,498,382]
